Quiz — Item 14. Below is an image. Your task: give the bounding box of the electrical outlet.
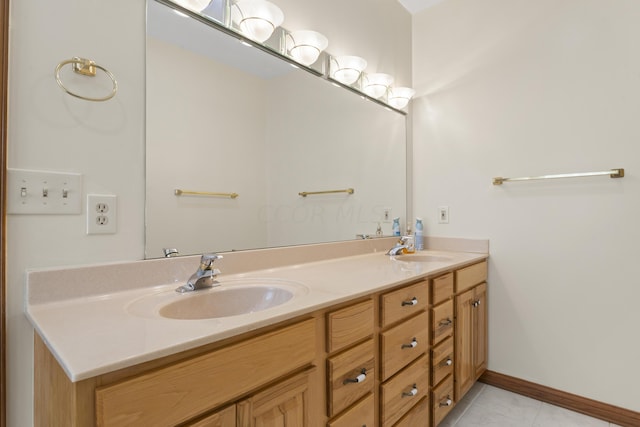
[438,206,449,224]
[87,194,117,234]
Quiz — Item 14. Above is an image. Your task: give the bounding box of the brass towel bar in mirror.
[175,189,239,199]
[493,168,624,185]
[298,188,355,197]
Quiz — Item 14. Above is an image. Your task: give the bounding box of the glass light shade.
[286,31,328,66]
[388,87,416,109]
[363,73,394,99]
[171,0,212,12]
[231,0,284,43]
[331,55,367,85]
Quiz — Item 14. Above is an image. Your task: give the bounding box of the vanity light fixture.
[286,30,328,66]
[230,0,284,43]
[171,0,212,12]
[388,86,416,109]
[362,73,394,99]
[330,55,367,85]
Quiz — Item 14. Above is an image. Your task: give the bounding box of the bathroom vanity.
[27,238,488,426]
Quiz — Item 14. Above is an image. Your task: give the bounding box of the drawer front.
[327,299,374,353]
[431,336,454,387]
[380,280,429,327]
[431,299,454,345]
[327,393,374,427]
[431,272,453,306]
[393,396,429,427]
[455,261,487,293]
[96,319,316,427]
[380,311,429,380]
[432,376,455,426]
[185,405,236,427]
[380,355,430,427]
[327,339,375,417]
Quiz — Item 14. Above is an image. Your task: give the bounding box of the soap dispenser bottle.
[392,217,401,236]
[415,218,424,251]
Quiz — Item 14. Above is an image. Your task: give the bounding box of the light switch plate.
[7,168,82,214]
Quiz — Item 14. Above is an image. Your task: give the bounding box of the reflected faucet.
[386,236,410,256]
[175,253,223,293]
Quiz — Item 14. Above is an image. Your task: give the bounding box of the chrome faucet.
[386,236,410,256]
[175,253,223,293]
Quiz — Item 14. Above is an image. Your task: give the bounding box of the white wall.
[412,0,640,412]
[6,0,410,425]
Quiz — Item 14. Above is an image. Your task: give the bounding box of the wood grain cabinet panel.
[455,261,487,293]
[327,300,374,353]
[380,355,430,427]
[393,396,429,427]
[380,280,429,327]
[185,405,236,427]
[237,368,315,427]
[95,319,315,427]
[327,393,374,427]
[431,273,453,306]
[432,376,454,426]
[380,311,429,381]
[431,336,454,388]
[327,339,374,417]
[431,299,454,345]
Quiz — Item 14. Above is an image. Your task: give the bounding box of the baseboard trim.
[479,370,640,427]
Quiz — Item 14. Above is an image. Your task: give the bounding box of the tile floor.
[439,383,622,427]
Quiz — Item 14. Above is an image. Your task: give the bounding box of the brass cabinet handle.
[343,368,367,385]
[401,338,418,349]
[402,384,418,397]
[401,297,418,306]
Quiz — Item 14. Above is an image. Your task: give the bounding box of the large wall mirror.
[145,0,407,258]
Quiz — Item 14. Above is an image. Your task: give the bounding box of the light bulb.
[388,87,416,109]
[171,0,211,12]
[331,55,367,85]
[363,73,394,99]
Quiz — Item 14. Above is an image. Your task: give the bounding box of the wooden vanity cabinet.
[34,258,489,427]
[454,261,488,401]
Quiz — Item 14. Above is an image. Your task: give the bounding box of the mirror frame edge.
[1,0,8,424]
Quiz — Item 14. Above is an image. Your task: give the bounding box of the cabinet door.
[455,287,475,400]
[186,405,236,427]
[237,368,315,427]
[473,283,488,379]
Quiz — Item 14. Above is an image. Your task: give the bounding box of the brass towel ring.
[55,57,118,102]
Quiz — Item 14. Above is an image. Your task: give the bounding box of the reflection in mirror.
[145,0,407,258]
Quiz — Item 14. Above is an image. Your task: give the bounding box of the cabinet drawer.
[380,280,429,327]
[431,272,453,306]
[95,319,316,427]
[432,375,454,426]
[185,405,236,427]
[327,393,374,427]
[327,339,375,417]
[393,396,429,427]
[455,261,487,293]
[380,311,429,380]
[380,355,430,427]
[431,299,454,345]
[327,300,374,353]
[431,336,454,387]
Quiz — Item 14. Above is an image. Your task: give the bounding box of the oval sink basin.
[126,279,308,320]
[160,285,294,320]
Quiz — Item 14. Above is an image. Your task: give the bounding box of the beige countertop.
[25,238,488,382]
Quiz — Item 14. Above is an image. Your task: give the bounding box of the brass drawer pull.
[439,318,453,326]
[401,338,418,349]
[343,368,367,384]
[402,384,418,397]
[440,358,453,367]
[401,297,418,306]
[439,396,453,407]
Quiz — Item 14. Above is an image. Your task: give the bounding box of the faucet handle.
[200,253,223,269]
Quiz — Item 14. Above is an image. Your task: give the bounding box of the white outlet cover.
[87,194,117,234]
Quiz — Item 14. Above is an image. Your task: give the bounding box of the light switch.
[7,168,82,214]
